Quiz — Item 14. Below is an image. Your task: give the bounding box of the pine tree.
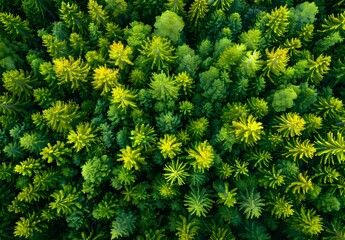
[149,71,179,100]
[110,85,137,112]
[184,188,214,217]
[92,65,120,95]
[2,69,35,98]
[262,48,289,79]
[314,97,343,119]
[321,11,345,33]
[269,194,294,219]
[14,213,47,239]
[175,215,200,240]
[88,0,109,26]
[42,100,79,135]
[110,211,136,239]
[187,117,209,141]
[67,122,99,152]
[232,158,249,180]
[290,207,323,236]
[0,12,33,41]
[313,165,340,184]
[284,138,316,163]
[53,56,90,90]
[306,54,331,85]
[258,166,285,189]
[211,0,234,11]
[214,182,237,208]
[59,1,87,34]
[163,159,189,185]
[238,189,265,219]
[232,115,264,146]
[165,0,186,16]
[265,5,290,42]
[92,193,117,220]
[275,112,306,137]
[49,184,82,215]
[41,34,69,59]
[315,131,345,164]
[159,134,182,159]
[40,141,72,166]
[187,0,209,31]
[188,140,215,172]
[117,146,146,170]
[286,172,313,194]
[139,36,176,71]
[19,132,48,154]
[14,158,43,177]
[109,41,133,69]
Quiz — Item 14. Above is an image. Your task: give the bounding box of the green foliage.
[211,0,234,11]
[275,112,306,137]
[214,182,237,207]
[290,207,323,236]
[164,159,189,185]
[49,184,82,216]
[0,12,33,41]
[1,1,345,239]
[263,47,289,79]
[321,10,345,33]
[187,0,209,31]
[175,215,200,240]
[117,146,146,170]
[269,194,294,219]
[14,213,47,239]
[284,138,316,162]
[188,140,215,172]
[289,2,319,31]
[139,36,176,71]
[130,123,156,150]
[271,85,299,112]
[43,100,79,135]
[246,97,269,119]
[216,44,246,71]
[2,69,34,98]
[19,132,48,154]
[40,141,72,166]
[258,166,285,189]
[187,117,209,140]
[154,10,184,43]
[175,72,194,96]
[184,188,214,217]
[14,158,42,177]
[239,29,263,51]
[315,131,345,164]
[286,172,313,194]
[110,211,137,239]
[265,5,290,42]
[92,65,120,95]
[59,2,86,34]
[81,155,110,195]
[149,71,179,100]
[314,96,343,119]
[306,54,331,85]
[53,56,90,90]
[110,85,137,111]
[159,134,182,159]
[109,41,133,69]
[239,189,265,219]
[88,0,108,26]
[155,111,181,133]
[232,115,264,146]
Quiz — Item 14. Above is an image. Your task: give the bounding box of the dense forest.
[1,0,345,239]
